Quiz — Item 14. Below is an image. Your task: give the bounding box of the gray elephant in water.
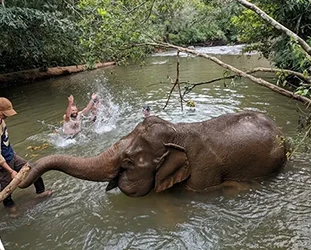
[20,111,288,197]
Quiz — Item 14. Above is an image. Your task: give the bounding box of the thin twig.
[176,51,183,111]
[163,77,177,110]
[145,42,311,107]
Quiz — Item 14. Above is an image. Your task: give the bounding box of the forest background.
[1,0,311,154]
[0,0,310,98]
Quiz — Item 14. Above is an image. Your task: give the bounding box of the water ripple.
[1,53,311,250]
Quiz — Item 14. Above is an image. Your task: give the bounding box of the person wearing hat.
[0,97,52,215]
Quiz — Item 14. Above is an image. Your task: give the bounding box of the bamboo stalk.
[0,164,31,202]
[0,237,5,250]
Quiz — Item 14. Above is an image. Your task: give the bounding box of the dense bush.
[77,0,239,64]
[0,1,83,73]
[232,0,311,73]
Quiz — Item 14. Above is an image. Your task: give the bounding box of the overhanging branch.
[146,42,311,106]
[185,67,311,95]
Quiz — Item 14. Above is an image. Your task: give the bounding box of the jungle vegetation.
[1,0,311,154]
[0,0,310,101]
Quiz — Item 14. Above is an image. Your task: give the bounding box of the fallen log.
[0,164,30,202]
[0,61,116,86]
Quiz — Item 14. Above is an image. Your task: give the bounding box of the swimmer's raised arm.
[80,93,98,116]
[64,95,74,122]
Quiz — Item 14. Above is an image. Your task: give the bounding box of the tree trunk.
[0,62,116,86]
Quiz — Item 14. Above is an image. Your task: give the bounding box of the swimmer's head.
[143,104,150,112]
[93,98,99,103]
[142,104,151,117]
[70,105,79,118]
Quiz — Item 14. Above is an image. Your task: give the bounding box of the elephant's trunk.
[19,144,122,188]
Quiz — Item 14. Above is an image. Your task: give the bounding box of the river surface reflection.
[1,46,311,249]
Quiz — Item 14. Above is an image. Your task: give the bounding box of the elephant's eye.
[122,159,134,169]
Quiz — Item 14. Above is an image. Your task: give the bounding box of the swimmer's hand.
[91,93,98,101]
[68,95,74,104]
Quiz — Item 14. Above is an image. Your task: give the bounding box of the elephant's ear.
[154,143,190,192]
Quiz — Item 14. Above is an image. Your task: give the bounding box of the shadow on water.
[1,46,311,249]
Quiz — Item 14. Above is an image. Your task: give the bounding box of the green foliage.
[77,0,240,64]
[78,0,157,64]
[0,0,241,72]
[0,1,84,73]
[231,0,311,73]
[286,108,311,156]
[162,1,232,46]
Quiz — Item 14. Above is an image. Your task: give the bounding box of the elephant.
[19,111,288,197]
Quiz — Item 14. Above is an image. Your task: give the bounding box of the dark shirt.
[0,119,14,163]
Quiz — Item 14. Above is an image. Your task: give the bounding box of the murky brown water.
[1,46,311,249]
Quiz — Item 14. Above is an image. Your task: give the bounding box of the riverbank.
[0,61,116,88]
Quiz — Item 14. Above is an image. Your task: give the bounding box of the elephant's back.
[205,111,281,134]
[183,111,283,144]
[206,111,286,166]
[183,111,287,190]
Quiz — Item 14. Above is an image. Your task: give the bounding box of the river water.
[1,45,311,249]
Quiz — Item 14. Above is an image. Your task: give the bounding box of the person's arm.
[0,160,17,178]
[0,121,17,178]
[64,95,74,122]
[80,93,98,116]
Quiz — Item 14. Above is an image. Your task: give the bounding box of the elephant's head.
[20,117,191,197]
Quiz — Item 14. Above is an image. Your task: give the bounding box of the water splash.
[83,100,119,135]
[29,86,119,148]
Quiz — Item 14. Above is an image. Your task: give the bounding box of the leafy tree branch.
[235,0,311,58]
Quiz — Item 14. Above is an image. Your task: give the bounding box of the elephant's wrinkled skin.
[20,111,288,197]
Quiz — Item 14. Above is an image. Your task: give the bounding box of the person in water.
[63,93,98,137]
[142,104,151,117]
[0,97,52,216]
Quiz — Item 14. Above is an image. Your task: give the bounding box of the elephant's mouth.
[106,175,119,191]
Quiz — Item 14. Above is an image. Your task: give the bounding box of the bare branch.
[185,67,311,95]
[176,51,184,111]
[146,42,311,106]
[163,77,176,109]
[163,50,185,110]
[183,75,237,95]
